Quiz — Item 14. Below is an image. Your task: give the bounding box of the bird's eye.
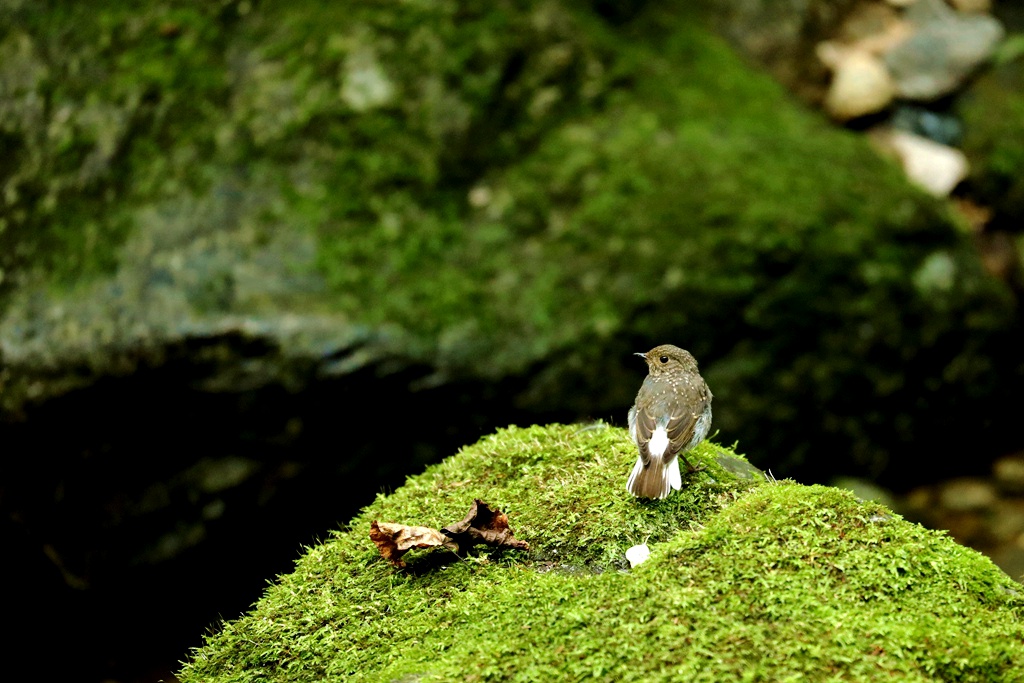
[659,355,669,364]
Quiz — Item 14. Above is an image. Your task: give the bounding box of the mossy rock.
[1,1,1021,484]
[180,424,1024,682]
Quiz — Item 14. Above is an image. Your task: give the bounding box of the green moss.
[180,424,1024,682]
[308,5,958,358]
[959,48,1024,225]
[0,1,232,291]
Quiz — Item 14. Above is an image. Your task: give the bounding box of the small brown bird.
[627,344,713,499]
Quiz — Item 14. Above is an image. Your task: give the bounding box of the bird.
[626,344,713,499]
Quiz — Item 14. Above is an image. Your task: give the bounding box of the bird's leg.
[678,453,705,473]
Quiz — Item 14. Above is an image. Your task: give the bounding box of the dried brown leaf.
[369,521,455,567]
[369,499,529,568]
[442,499,531,552]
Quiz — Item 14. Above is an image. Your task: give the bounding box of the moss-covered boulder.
[179,424,1024,682]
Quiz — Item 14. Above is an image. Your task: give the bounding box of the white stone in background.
[870,128,968,196]
[819,44,895,120]
[625,543,651,568]
[884,0,1004,100]
[938,477,997,512]
[885,0,918,7]
[993,454,1024,495]
[989,500,1024,545]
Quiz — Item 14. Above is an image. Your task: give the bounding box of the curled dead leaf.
[442,499,531,552]
[370,499,530,567]
[368,521,455,568]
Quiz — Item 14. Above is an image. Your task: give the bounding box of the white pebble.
[626,543,651,568]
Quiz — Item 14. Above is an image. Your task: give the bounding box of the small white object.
[872,128,968,196]
[626,543,651,568]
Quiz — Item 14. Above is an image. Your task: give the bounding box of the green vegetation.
[180,424,1024,682]
[0,1,231,288]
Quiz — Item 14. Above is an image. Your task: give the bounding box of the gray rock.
[822,48,896,120]
[990,546,1024,585]
[938,477,998,512]
[989,499,1024,544]
[885,0,1004,100]
[715,450,765,482]
[993,454,1024,495]
[0,180,389,410]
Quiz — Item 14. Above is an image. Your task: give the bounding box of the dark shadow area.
[0,345,564,683]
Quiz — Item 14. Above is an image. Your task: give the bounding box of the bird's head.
[635,344,698,376]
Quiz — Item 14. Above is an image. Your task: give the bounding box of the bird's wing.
[627,405,638,444]
[635,377,710,462]
[633,402,657,468]
[664,409,698,457]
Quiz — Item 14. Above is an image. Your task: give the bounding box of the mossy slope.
[180,424,1024,682]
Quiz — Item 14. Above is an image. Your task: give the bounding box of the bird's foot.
[681,458,705,474]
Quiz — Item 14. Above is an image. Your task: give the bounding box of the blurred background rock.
[1,1,1022,681]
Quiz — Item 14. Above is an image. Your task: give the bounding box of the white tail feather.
[626,454,677,499]
[667,456,681,491]
[626,456,641,493]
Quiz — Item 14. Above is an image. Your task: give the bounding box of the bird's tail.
[626,455,682,499]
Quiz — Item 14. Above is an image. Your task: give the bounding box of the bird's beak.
[634,352,646,358]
